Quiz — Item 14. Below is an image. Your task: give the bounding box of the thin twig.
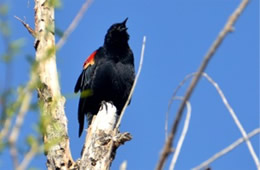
[9,89,32,144]
[156,1,250,169]
[9,90,32,169]
[169,97,192,170]
[0,18,14,140]
[202,73,260,168]
[120,161,127,170]
[10,144,19,169]
[192,128,260,170]
[115,36,146,129]
[0,116,12,141]
[17,145,38,170]
[8,80,33,169]
[165,74,194,141]
[14,16,35,37]
[0,23,13,142]
[56,0,93,49]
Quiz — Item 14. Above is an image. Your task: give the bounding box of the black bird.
[74,18,135,137]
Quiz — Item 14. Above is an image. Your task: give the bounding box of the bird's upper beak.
[119,18,128,32]
[122,17,128,25]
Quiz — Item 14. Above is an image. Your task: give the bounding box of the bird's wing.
[74,50,99,137]
[74,50,97,93]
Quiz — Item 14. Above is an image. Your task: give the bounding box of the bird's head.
[104,18,129,48]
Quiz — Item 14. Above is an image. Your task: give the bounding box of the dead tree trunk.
[34,0,73,169]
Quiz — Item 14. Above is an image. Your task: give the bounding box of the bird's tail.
[78,99,85,137]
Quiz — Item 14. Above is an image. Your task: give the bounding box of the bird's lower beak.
[121,27,128,31]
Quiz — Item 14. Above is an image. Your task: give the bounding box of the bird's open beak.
[119,18,128,31]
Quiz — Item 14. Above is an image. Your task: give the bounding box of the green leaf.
[0,141,5,152]
[28,167,40,170]
[0,21,10,36]
[9,38,25,55]
[26,135,37,147]
[0,4,8,16]
[25,54,35,65]
[45,46,56,59]
[81,89,93,98]
[1,54,11,62]
[55,27,64,38]
[47,0,62,8]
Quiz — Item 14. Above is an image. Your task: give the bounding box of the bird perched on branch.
[74,18,135,137]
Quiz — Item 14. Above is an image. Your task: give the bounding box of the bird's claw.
[100,101,114,112]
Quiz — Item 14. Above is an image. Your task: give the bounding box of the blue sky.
[0,0,259,170]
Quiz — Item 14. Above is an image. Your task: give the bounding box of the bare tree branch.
[10,144,18,169]
[14,16,36,37]
[80,103,121,169]
[17,143,39,170]
[156,1,250,169]
[192,128,260,170]
[165,71,260,170]
[8,81,34,170]
[0,15,16,143]
[9,86,33,145]
[165,73,195,141]
[56,0,93,49]
[169,97,192,170]
[202,73,260,168]
[120,161,127,170]
[0,116,11,141]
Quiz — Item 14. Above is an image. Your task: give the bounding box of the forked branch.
[156,0,250,169]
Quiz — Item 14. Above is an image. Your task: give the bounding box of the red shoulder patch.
[83,50,97,69]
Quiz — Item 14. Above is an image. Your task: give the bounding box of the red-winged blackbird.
[74,18,135,137]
